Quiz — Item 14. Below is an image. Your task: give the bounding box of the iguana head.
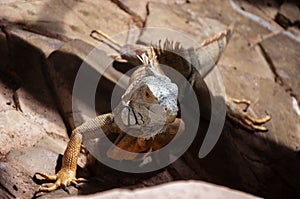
[128,73,178,123]
[115,48,179,139]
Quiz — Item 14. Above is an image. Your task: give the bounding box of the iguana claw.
[226,97,271,132]
[34,170,87,193]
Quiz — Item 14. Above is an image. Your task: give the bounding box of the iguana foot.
[226,97,271,131]
[34,169,87,194]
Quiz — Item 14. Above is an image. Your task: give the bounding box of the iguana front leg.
[34,113,120,194]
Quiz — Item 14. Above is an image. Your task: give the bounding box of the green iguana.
[34,26,271,194]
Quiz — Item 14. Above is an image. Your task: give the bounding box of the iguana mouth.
[130,104,176,127]
[117,104,177,140]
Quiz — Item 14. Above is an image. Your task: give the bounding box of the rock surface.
[0,0,300,199]
[64,181,260,199]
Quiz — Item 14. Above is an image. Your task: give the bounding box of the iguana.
[90,26,271,131]
[34,26,271,194]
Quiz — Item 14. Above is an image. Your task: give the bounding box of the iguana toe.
[226,97,271,131]
[34,169,87,194]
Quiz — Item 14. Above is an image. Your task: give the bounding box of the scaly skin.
[34,49,182,194]
[34,113,117,193]
[35,26,271,195]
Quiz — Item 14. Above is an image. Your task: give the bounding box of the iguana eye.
[145,91,150,98]
[142,87,154,103]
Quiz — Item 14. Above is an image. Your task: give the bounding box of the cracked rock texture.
[0,0,300,199]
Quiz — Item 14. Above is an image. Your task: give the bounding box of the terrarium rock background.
[0,0,299,198]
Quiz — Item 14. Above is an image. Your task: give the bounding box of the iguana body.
[34,47,182,193]
[35,26,270,194]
